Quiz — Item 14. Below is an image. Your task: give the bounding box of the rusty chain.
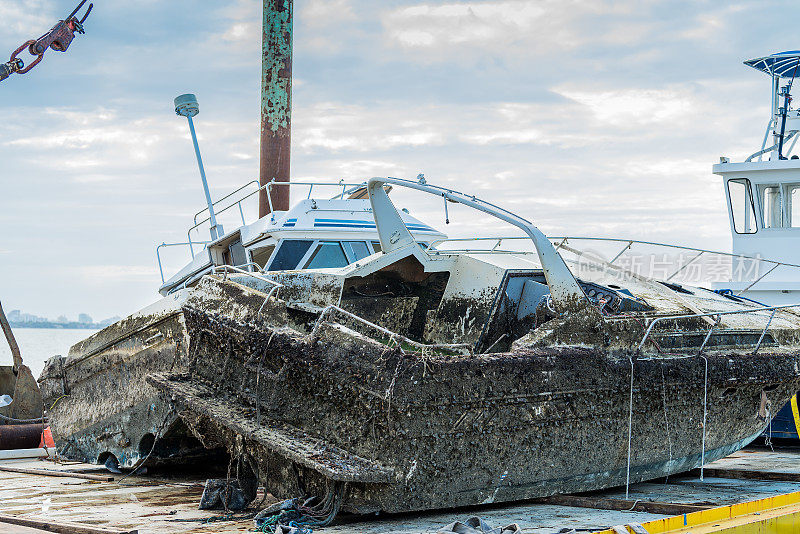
[1,0,93,83]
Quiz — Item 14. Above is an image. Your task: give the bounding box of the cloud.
[301,0,357,26]
[555,87,699,127]
[0,0,56,41]
[77,265,157,281]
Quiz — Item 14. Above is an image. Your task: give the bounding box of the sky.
[0,0,793,320]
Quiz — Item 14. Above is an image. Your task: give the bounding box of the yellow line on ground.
[593,491,800,534]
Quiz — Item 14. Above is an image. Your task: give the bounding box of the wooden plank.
[0,515,137,534]
[535,494,712,516]
[0,465,113,482]
[0,448,50,460]
[692,467,800,482]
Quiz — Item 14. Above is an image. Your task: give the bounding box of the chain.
[1,0,93,83]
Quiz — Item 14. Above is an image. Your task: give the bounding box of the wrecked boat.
[38,177,445,471]
[39,175,800,513]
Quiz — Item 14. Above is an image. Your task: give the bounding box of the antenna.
[174,93,224,241]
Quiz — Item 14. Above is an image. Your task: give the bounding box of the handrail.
[747,130,799,161]
[156,241,211,284]
[635,303,800,352]
[429,234,800,297]
[429,235,800,270]
[187,179,370,240]
[193,180,259,225]
[311,305,473,354]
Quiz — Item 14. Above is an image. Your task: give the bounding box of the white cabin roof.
[159,197,446,295]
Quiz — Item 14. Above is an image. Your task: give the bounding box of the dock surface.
[1,446,799,533]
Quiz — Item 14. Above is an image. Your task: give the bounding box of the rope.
[0,413,46,424]
[625,355,634,499]
[699,355,708,481]
[660,362,673,484]
[254,483,344,531]
[116,407,175,485]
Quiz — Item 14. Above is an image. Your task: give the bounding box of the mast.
[259,0,293,218]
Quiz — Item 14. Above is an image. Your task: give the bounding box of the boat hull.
[41,278,800,513]
[149,299,800,513]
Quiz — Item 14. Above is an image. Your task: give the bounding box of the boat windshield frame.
[366,176,589,313]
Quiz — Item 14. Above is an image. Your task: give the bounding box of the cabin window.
[789,185,800,227]
[343,241,371,262]
[223,239,248,267]
[305,242,349,269]
[371,241,382,253]
[754,182,800,228]
[761,185,782,228]
[267,240,314,271]
[727,179,757,233]
[250,245,275,269]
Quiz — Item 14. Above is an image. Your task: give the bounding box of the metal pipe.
[0,424,45,450]
[187,115,222,240]
[637,302,800,351]
[175,94,223,241]
[260,0,293,218]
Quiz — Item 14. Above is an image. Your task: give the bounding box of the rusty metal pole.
[259,0,292,218]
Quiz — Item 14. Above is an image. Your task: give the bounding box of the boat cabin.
[158,185,446,296]
[715,51,800,304]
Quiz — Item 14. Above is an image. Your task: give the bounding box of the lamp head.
[174,93,199,117]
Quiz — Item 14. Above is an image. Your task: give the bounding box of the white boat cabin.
[158,185,446,296]
[715,51,800,304]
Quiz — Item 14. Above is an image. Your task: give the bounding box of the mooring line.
[625,355,634,499]
[699,355,709,481]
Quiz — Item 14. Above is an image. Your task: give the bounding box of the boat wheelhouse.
[714,51,800,305]
[157,181,445,296]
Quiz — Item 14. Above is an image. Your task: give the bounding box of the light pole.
[174,93,224,241]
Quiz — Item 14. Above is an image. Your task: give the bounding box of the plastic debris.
[437,516,522,534]
[199,478,254,511]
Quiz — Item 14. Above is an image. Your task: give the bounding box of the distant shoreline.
[8,322,104,330]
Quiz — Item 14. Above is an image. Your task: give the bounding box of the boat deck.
[2,445,800,534]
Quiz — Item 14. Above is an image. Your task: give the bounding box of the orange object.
[39,426,55,448]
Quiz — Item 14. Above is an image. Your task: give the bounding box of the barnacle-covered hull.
[139,280,800,514]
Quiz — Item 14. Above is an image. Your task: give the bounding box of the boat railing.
[633,303,800,354]
[428,235,800,295]
[156,241,212,284]
[187,179,371,250]
[311,304,473,355]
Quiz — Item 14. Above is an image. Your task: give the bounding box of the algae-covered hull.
[144,292,799,513]
[40,272,800,514]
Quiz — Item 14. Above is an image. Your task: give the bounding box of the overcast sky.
[0,0,793,320]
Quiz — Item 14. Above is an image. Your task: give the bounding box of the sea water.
[0,328,98,379]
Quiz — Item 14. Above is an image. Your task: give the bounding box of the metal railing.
[156,241,211,284]
[634,303,800,353]
[428,235,800,295]
[186,178,371,253]
[193,180,260,226]
[311,305,473,355]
